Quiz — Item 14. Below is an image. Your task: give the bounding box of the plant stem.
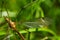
[4,17,25,40]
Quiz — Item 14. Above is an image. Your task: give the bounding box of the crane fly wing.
[23,17,52,28]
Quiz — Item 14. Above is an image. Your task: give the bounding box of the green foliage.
[0,0,60,40]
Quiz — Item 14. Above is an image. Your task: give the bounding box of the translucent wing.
[23,18,52,28]
[23,22,41,28]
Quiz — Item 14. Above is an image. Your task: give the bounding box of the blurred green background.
[0,0,60,40]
